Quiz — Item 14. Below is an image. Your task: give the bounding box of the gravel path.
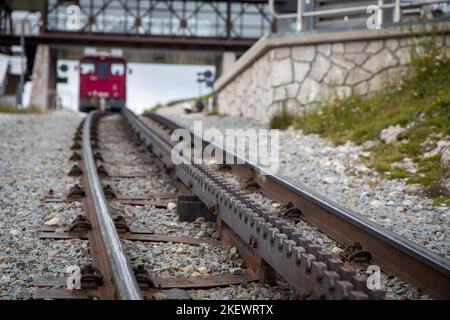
[0,111,89,299]
[156,107,449,260]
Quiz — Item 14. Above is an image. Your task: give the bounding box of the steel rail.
[82,112,143,300]
[122,108,386,300]
[145,112,450,300]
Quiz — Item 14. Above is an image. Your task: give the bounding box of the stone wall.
[215,25,450,123]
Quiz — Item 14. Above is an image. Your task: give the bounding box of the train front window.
[111,63,125,76]
[80,61,94,75]
[98,62,109,79]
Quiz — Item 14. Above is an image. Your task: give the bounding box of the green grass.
[292,45,450,204]
[205,110,227,117]
[0,103,42,114]
[269,104,296,130]
[143,95,213,115]
[143,103,163,114]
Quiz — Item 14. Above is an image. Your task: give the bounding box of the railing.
[269,0,450,32]
[44,0,273,39]
[1,1,276,39]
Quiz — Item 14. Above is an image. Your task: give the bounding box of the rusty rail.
[82,112,143,300]
[143,112,450,300]
[122,108,388,300]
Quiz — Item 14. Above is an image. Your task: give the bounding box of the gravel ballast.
[156,107,449,260]
[98,113,295,300]
[0,111,89,299]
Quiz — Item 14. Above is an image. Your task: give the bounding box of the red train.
[78,55,127,112]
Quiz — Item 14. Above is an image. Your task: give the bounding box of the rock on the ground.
[379,125,406,144]
[0,110,91,300]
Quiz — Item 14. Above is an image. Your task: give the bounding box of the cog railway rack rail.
[33,109,450,300]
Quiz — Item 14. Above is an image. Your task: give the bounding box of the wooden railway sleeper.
[68,215,91,233]
[341,242,372,264]
[132,265,155,289]
[80,265,104,290]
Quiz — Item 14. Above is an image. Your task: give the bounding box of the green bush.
[269,104,295,130]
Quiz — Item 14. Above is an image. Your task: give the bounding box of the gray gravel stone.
[0,111,91,299]
[158,108,449,260]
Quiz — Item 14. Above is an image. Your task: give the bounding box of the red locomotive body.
[78,55,127,112]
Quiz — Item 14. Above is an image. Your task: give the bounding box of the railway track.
[32,108,449,300]
[139,111,450,300]
[34,112,290,300]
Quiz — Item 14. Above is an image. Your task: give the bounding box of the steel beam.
[0,32,256,51]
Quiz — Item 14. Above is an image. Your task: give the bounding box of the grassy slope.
[0,103,42,114]
[272,45,450,204]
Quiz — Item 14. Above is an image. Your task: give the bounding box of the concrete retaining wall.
[214,23,450,123]
[29,44,50,111]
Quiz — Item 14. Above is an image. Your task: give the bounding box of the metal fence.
[270,0,450,32]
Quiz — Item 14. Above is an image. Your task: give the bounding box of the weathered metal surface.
[33,283,188,300]
[38,225,219,246]
[65,184,85,202]
[34,271,255,293]
[120,234,220,246]
[121,108,382,300]
[34,288,100,300]
[81,112,142,300]
[0,33,257,52]
[153,272,258,289]
[218,218,277,286]
[2,0,275,54]
[147,112,450,300]
[177,195,216,222]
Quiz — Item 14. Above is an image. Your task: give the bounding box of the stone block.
[293,62,310,83]
[363,49,397,74]
[332,43,345,53]
[330,54,355,70]
[275,47,291,59]
[368,72,388,92]
[297,78,320,105]
[317,44,332,57]
[385,39,399,52]
[395,47,412,66]
[354,81,369,96]
[344,41,367,53]
[310,54,331,82]
[285,83,300,99]
[292,45,316,62]
[271,58,293,86]
[273,86,287,102]
[365,41,383,54]
[344,53,368,66]
[323,64,347,86]
[346,67,372,86]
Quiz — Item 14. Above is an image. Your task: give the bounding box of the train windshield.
[80,61,95,74]
[98,61,109,79]
[111,63,125,76]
